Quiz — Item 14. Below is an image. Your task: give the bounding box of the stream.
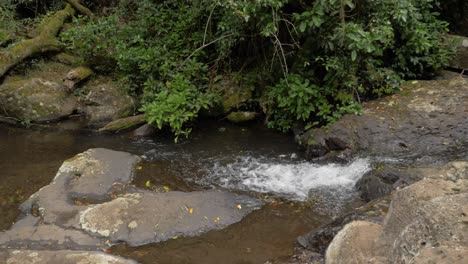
[0,119,371,263]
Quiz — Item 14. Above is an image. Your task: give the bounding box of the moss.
[52,53,83,66]
[226,111,257,123]
[99,114,146,133]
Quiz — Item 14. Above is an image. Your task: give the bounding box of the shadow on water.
[0,119,365,263]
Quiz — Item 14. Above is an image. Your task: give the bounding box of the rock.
[0,250,137,264]
[299,78,468,162]
[79,77,136,126]
[226,111,257,123]
[355,165,409,202]
[0,78,77,123]
[1,148,260,255]
[132,123,157,137]
[20,148,140,227]
[448,35,468,70]
[325,221,383,264]
[321,169,468,264]
[63,66,93,91]
[0,215,104,250]
[79,190,262,246]
[99,114,146,133]
[206,75,254,116]
[297,195,391,254]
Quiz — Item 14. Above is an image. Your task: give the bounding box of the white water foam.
[202,156,371,201]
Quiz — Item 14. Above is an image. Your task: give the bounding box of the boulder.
[299,78,468,162]
[132,123,157,137]
[355,165,409,202]
[0,78,77,123]
[79,77,136,126]
[322,174,468,264]
[0,250,137,264]
[448,35,468,70]
[205,75,254,116]
[325,221,383,264]
[99,114,146,133]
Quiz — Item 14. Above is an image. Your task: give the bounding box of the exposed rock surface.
[323,161,468,264]
[299,77,468,163]
[79,190,262,246]
[0,78,77,122]
[1,148,261,263]
[79,77,136,126]
[0,250,137,264]
[292,161,468,264]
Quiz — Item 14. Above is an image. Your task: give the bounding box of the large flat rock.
[80,190,262,246]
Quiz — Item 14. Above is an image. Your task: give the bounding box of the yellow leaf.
[137,166,143,170]
[214,217,220,223]
[189,208,193,214]
[163,185,170,191]
[145,180,151,188]
[237,204,242,210]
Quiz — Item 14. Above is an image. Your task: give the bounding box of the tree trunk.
[0,4,75,78]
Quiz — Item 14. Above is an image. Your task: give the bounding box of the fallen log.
[0,4,75,78]
[63,66,93,90]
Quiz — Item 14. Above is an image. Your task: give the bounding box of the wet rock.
[321,171,468,264]
[20,148,140,227]
[79,190,262,246]
[0,215,104,250]
[132,123,157,137]
[226,111,257,123]
[448,34,468,70]
[79,77,137,126]
[0,78,77,123]
[0,250,137,264]
[299,78,468,162]
[325,221,383,264]
[355,165,409,202]
[297,196,391,254]
[99,114,146,133]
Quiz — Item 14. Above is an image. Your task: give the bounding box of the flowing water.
[0,119,370,263]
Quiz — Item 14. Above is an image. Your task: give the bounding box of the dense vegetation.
[1,0,459,139]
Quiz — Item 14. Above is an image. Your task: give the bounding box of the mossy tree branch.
[0,4,76,79]
[65,0,95,18]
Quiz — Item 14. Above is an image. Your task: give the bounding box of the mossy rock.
[226,111,257,123]
[99,114,146,133]
[79,77,137,126]
[0,78,77,122]
[208,75,255,116]
[447,34,468,70]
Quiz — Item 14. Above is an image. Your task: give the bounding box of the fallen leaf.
[237,204,242,210]
[189,208,193,214]
[145,180,151,188]
[137,166,143,170]
[214,217,220,223]
[163,185,170,191]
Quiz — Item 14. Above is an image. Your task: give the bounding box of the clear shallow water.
[0,119,368,263]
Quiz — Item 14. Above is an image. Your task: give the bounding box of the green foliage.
[60,0,453,136]
[61,0,290,138]
[266,74,361,131]
[264,0,452,132]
